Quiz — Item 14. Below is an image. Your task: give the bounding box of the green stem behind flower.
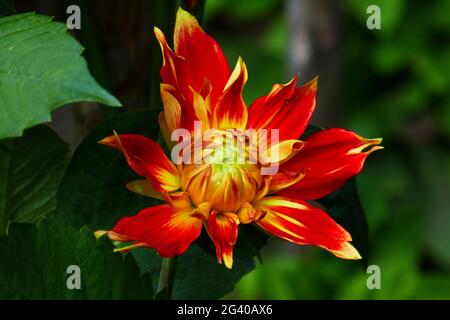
[157,257,177,299]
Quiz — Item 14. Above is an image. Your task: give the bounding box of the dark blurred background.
[13,0,450,299]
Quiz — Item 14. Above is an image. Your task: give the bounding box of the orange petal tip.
[97,136,114,145]
[364,137,383,154]
[223,253,233,269]
[94,230,108,239]
[305,76,319,92]
[348,136,383,155]
[336,242,362,260]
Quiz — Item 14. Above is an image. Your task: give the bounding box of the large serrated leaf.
[132,243,257,300]
[0,12,121,139]
[0,219,153,299]
[0,125,68,235]
[57,109,160,229]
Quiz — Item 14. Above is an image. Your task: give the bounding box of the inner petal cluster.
[181,130,263,213]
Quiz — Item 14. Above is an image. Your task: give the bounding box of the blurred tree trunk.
[14,0,174,152]
[287,0,342,127]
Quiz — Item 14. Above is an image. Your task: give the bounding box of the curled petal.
[160,84,182,133]
[254,197,361,260]
[173,7,230,106]
[247,76,317,141]
[191,202,212,221]
[253,176,272,201]
[109,204,203,257]
[161,83,198,133]
[206,211,240,269]
[213,57,248,130]
[99,133,181,192]
[259,139,304,165]
[279,128,383,200]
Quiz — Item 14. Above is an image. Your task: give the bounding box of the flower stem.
[157,257,177,299]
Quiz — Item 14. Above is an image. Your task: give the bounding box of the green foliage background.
[204,0,450,299]
[0,0,449,299]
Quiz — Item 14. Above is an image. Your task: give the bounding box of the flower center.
[181,130,263,213]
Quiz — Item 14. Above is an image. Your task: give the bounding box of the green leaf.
[0,125,68,235]
[0,13,121,139]
[57,109,160,229]
[132,242,258,300]
[0,219,153,299]
[316,179,369,268]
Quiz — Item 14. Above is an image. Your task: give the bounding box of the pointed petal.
[126,179,164,200]
[279,128,383,200]
[111,204,203,257]
[247,74,298,130]
[254,197,361,260]
[206,211,239,269]
[154,26,184,91]
[212,58,248,129]
[174,7,230,106]
[99,133,181,192]
[247,76,318,141]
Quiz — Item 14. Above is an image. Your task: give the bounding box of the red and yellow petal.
[154,26,184,93]
[206,211,240,269]
[160,84,182,134]
[279,128,383,200]
[268,169,305,194]
[259,139,304,166]
[237,202,266,224]
[190,86,212,131]
[126,179,164,200]
[247,76,318,141]
[160,83,199,133]
[109,204,203,257]
[99,133,181,192]
[254,196,361,260]
[247,74,298,130]
[212,57,248,130]
[174,7,230,106]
